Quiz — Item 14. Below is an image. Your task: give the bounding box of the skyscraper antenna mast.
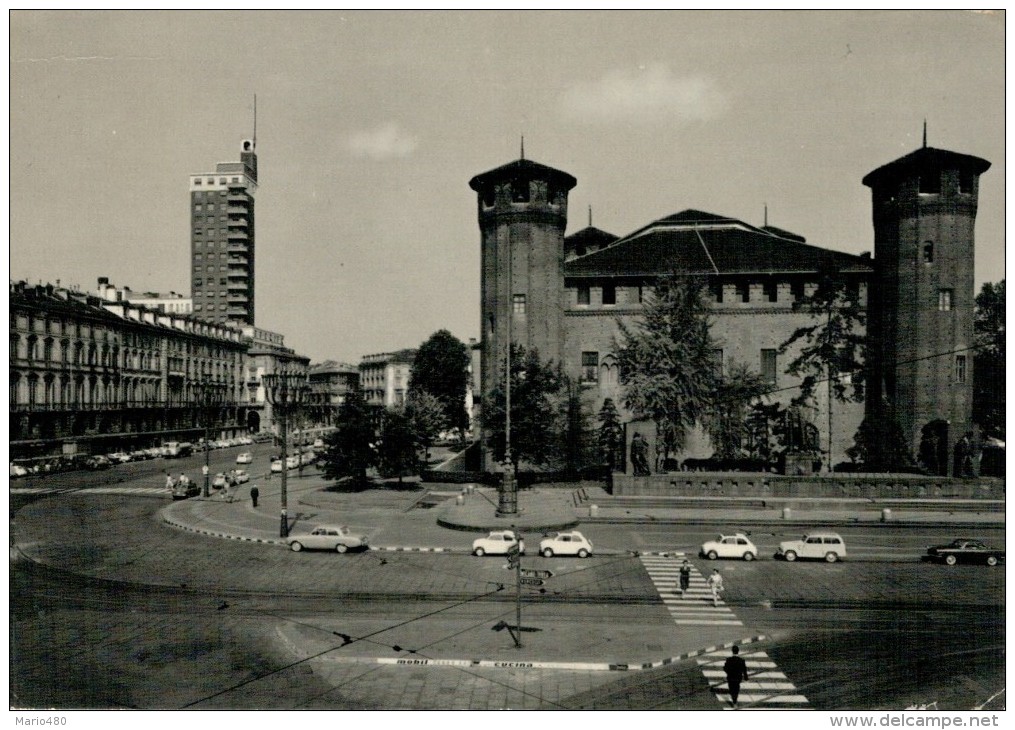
[253,94,257,148]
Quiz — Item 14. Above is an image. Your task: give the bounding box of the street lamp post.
[200,384,223,498]
[262,367,308,538]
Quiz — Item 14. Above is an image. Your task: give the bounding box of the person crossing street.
[706,568,725,607]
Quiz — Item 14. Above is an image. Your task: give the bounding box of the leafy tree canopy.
[320,388,375,488]
[974,280,1005,439]
[483,344,566,476]
[377,407,418,481]
[408,329,471,433]
[406,390,448,464]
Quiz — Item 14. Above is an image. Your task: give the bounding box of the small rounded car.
[472,530,525,557]
[701,533,758,561]
[540,531,593,558]
[287,525,368,553]
[212,472,228,489]
[233,470,249,484]
[236,452,253,465]
[777,532,846,562]
[171,479,200,500]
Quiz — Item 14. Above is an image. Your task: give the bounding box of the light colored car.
[777,532,847,563]
[107,452,132,464]
[540,531,593,558]
[701,533,758,561]
[286,455,300,469]
[287,525,368,553]
[10,463,29,478]
[472,530,525,557]
[313,438,324,448]
[271,459,283,473]
[236,452,253,465]
[212,472,228,489]
[233,470,249,484]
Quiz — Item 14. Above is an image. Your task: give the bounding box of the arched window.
[923,241,934,264]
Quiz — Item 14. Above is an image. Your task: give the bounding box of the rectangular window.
[602,284,616,306]
[711,348,724,378]
[577,286,590,306]
[955,355,967,383]
[760,349,777,384]
[920,173,941,195]
[958,171,974,194]
[581,351,599,382]
[512,294,526,314]
[938,289,953,311]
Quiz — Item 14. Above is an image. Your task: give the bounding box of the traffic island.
[436,487,581,533]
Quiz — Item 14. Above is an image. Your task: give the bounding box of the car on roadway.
[233,470,249,484]
[540,531,593,558]
[107,452,132,464]
[287,525,368,553]
[83,455,112,470]
[472,530,525,557]
[270,459,284,473]
[171,479,200,500]
[700,533,758,561]
[925,539,1004,567]
[211,472,228,489]
[236,452,253,465]
[10,463,29,478]
[777,532,847,562]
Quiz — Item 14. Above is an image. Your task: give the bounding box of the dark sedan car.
[926,539,1004,567]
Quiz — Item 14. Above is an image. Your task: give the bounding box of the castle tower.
[862,143,990,475]
[190,139,258,325]
[469,157,577,468]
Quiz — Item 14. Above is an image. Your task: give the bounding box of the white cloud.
[346,122,418,159]
[559,64,729,124]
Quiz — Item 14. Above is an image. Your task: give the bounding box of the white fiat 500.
[539,531,593,558]
[700,533,758,561]
[472,530,525,557]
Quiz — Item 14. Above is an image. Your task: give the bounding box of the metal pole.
[514,527,522,648]
[498,236,516,516]
[279,389,289,538]
[203,399,211,497]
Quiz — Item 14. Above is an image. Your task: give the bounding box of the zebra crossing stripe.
[640,555,742,626]
[697,649,810,710]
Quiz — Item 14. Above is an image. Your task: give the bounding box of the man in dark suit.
[723,645,749,708]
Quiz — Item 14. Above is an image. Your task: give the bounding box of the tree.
[377,407,417,482]
[408,330,471,435]
[615,274,718,459]
[561,379,590,478]
[846,410,915,472]
[973,280,1005,439]
[707,362,772,460]
[778,268,866,471]
[406,390,447,467]
[483,344,566,479]
[597,398,625,472]
[319,389,375,488]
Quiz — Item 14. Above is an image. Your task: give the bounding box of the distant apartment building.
[10,280,247,459]
[190,139,258,325]
[307,361,360,426]
[236,324,309,434]
[93,277,192,315]
[359,349,416,408]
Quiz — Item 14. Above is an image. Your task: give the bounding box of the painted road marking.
[640,555,743,627]
[697,648,810,710]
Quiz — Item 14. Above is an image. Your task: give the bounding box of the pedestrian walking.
[679,559,692,598]
[723,645,749,708]
[165,472,175,491]
[249,485,259,508]
[706,568,725,607]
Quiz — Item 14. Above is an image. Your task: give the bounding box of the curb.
[287,634,769,673]
[160,512,287,546]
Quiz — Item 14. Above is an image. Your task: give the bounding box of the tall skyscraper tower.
[862,142,990,475]
[469,155,577,469]
[190,139,258,325]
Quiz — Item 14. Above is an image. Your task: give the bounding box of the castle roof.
[468,158,577,192]
[564,209,871,278]
[862,146,991,188]
[565,226,619,253]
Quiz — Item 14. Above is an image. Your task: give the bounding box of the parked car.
[926,539,1004,566]
[212,473,227,489]
[472,530,525,557]
[313,438,324,448]
[83,455,112,470]
[540,531,593,558]
[10,463,29,478]
[107,452,132,464]
[233,470,249,484]
[286,455,300,470]
[236,452,253,465]
[777,532,847,562]
[700,533,758,561]
[171,479,200,500]
[270,460,284,473]
[287,525,368,553]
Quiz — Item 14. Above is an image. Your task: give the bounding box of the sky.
[9,10,1006,365]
